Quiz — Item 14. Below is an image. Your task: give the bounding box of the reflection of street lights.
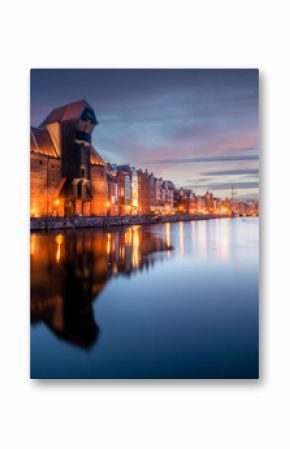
[54,198,60,217]
[106,201,111,216]
[55,233,64,263]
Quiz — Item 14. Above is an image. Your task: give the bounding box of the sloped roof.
[90,145,105,166]
[40,100,96,127]
[30,127,60,158]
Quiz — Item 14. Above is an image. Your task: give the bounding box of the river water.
[30,217,259,379]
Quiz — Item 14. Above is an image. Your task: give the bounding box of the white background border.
[0,1,289,448]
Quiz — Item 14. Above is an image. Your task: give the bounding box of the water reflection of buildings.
[175,218,231,262]
[31,226,173,349]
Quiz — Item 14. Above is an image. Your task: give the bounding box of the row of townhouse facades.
[30,100,182,218]
[30,100,257,218]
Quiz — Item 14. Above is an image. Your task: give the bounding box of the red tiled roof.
[40,100,95,126]
[30,127,59,158]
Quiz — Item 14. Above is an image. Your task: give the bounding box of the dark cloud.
[148,155,259,164]
[201,168,259,176]
[186,181,259,191]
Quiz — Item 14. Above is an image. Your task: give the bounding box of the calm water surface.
[30,218,259,379]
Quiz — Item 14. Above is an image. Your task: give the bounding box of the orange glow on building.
[220,206,230,216]
[31,100,107,218]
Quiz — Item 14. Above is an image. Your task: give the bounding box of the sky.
[31,69,259,200]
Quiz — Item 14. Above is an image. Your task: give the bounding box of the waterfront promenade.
[30,213,230,231]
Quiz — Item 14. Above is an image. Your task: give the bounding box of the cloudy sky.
[31,69,259,200]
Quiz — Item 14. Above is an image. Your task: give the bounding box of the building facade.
[31,100,257,220]
[131,167,139,215]
[138,169,150,214]
[30,100,107,217]
[116,165,132,216]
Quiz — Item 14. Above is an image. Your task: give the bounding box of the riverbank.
[30,214,230,231]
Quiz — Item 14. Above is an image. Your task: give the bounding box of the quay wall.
[30,214,230,231]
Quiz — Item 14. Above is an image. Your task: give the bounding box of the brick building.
[176,188,191,213]
[149,174,156,213]
[106,164,119,216]
[163,180,174,212]
[138,169,151,214]
[30,100,107,217]
[114,165,131,216]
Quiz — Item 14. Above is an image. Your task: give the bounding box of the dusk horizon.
[31,69,259,200]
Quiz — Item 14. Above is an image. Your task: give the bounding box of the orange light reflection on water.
[199,221,207,257]
[31,233,36,256]
[55,234,64,263]
[132,226,140,268]
[217,220,230,261]
[107,233,112,255]
[165,222,171,258]
[179,221,184,256]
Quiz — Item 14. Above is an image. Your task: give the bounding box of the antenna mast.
[231,185,237,202]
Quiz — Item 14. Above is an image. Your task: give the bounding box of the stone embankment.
[30,214,230,231]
